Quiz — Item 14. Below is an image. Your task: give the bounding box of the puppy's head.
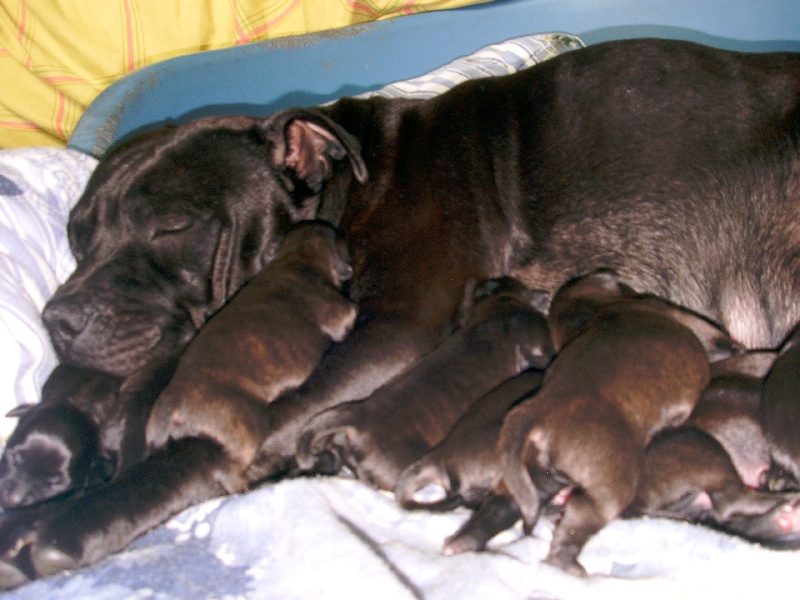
[462,277,555,370]
[0,404,98,509]
[275,220,354,288]
[547,269,634,350]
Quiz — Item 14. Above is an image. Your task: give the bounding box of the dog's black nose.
[41,297,90,346]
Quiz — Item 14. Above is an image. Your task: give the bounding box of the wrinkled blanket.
[1,33,798,599]
[5,476,799,599]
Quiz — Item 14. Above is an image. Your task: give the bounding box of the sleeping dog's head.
[43,111,367,377]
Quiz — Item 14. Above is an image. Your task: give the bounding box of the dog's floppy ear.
[260,109,368,194]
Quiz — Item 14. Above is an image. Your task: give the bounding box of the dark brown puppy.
[0,220,355,583]
[0,360,175,509]
[625,427,800,548]
[7,38,800,584]
[294,277,554,491]
[394,369,544,511]
[624,351,797,546]
[146,220,357,477]
[442,351,789,557]
[759,325,800,490]
[688,351,777,489]
[491,271,732,575]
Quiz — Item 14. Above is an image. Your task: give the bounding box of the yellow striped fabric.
[0,0,488,149]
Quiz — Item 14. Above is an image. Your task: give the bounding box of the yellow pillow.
[0,0,488,149]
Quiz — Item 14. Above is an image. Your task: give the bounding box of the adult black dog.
[1,38,800,585]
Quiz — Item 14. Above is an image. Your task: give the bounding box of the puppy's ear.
[582,268,625,295]
[260,109,368,195]
[526,289,551,316]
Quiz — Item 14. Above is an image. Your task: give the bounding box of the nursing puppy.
[623,351,800,548]
[294,277,554,491]
[759,325,800,490]
[395,368,544,511]
[625,427,800,548]
[0,221,356,583]
[146,220,357,477]
[442,350,787,557]
[688,351,777,489]
[490,270,735,575]
[0,360,175,509]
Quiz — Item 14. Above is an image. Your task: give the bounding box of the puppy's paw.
[0,556,30,590]
[732,497,800,548]
[0,500,68,589]
[30,543,79,577]
[395,460,452,509]
[543,553,588,577]
[443,493,521,555]
[295,405,364,475]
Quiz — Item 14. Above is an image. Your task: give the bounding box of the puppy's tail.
[395,459,454,510]
[498,409,543,533]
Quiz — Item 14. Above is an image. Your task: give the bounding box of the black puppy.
[294,277,554,491]
[0,360,174,509]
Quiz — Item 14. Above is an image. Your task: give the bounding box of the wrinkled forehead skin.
[69,117,286,267]
[45,116,306,377]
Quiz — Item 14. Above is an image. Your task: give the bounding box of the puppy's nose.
[0,480,24,509]
[42,296,90,345]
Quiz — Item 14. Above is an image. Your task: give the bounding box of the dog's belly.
[512,260,777,350]
[509,155,800,351]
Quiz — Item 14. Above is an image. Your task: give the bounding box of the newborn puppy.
[0,359,175,509]
[442,354,794,558]
[688,351,777,489]
[145,220,357,479]
[487,270,736,575]
[759,325,800,490]
[295,277,555,491]
[625,427,800,547]
[395,368,544,511]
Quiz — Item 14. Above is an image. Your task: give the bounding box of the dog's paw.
[443,493,521,555]
[30,543,79,577]
[295,405,364,475]
[0,493,86,587]
[395,460,452,509]
[729,496,800,548]
[0,502,60,589]
[543,553,588,577]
